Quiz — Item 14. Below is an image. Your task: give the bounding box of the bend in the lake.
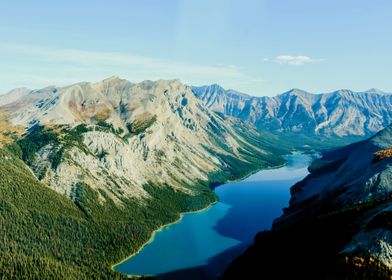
[114,153,315,279]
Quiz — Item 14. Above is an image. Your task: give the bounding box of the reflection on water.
[115,153,315,279]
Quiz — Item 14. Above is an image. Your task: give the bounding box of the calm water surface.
[115,153,314,279]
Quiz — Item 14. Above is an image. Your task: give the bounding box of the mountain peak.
[288,88,311,94]
[279,88,316,100]
[7,86,30,93]
[192,84,251,99]
[365,88,386,95]
[136,79,183,90]
[329,88,388,97]
[200,83,225,94]
[211,83,223,89]
[0,87,31,107]
[101,76,124,83]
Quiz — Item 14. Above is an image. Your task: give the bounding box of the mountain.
[193,85,392,138]
[0,87,31,106]
[0,77,288,278]
[0,77,289,200]
[224,125,392,279]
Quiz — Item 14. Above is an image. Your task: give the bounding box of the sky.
[0,0,391,96]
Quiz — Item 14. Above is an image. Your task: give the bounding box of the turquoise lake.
[114,153,314,279]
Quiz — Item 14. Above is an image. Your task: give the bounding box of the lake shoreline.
[110,200,218,274]
[111,154,297,276]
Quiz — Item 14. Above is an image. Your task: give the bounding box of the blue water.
[115,153,314,279]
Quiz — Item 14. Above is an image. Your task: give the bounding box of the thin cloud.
[275,55,323,65]
[0,43,263,93]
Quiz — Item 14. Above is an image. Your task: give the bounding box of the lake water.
[114,153,314,279]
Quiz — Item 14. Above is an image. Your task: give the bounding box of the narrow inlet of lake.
[114,153,315,280]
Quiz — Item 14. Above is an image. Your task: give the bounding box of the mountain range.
[1,77,392,278]
[193,84,392,138]
[0,77,290,201]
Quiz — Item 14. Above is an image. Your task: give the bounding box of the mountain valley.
[0,77,287,278]
[0,77,391,279]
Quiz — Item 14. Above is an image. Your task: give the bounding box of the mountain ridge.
[224,124,392,279]
[3,80,391,139]
[0,77,288,205]
[193,84,392,138]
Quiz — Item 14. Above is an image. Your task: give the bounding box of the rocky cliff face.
[277,125,392,269]
[0,77,283,204]
[193,85,392,137]
[224,125,392,279]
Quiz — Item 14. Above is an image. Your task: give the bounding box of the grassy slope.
[205,122,289,187]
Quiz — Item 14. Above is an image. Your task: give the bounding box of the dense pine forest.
[0,146,219,278]
[0,123,287,278]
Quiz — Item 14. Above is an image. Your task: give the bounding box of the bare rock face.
[275,125,392,269]
[222,126,392,279]
[286,126,392,207]
[0,77,274,204]
[193,85,392,137]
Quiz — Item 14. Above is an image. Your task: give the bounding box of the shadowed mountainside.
[224,125,392,279]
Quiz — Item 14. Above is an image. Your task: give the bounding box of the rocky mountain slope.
[0,87,30,106]
[0,77,286,203]
[193,85,392,138]
[224,125,392,279]
[0,77,288,278]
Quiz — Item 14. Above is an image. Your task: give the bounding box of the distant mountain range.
[193,84,392,138]
[2,82,391,139]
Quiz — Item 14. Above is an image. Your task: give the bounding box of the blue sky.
[0,0,391,96]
